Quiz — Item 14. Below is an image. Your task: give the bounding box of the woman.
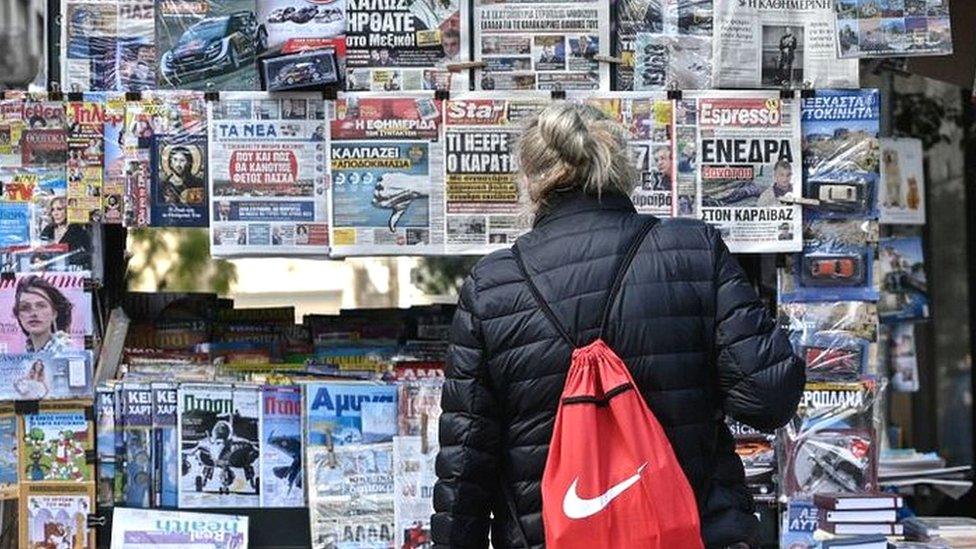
[14,359,49,400]
[13,275,74,353]
[40,196,92,269]
[433,103,804,548]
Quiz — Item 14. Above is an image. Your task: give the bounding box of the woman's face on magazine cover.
[50,198,66,225]
[16,290,55,338]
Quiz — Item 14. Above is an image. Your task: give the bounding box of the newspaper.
[442,92,548,254]
[208,93,330,257]
[580,92,677,217]
[61,0,156,91]
[110,507,248,549]
[343,0,468,92]
[474,0,610,91]
[393,436,436,549]
[713,0,859,89]
[615,0,713,90]
[688,91,802,253]
[835,0,952,58]
[308,444,395,549]
[329,94,445,256]
[879,137,925,225]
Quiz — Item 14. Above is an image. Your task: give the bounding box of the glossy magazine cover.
[260,385,303,507]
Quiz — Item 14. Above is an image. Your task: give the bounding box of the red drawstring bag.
[512,219,703,548]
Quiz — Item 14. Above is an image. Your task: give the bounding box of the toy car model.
[289,6,318,23]
[267,6,295,23]
[803,255,865,286]
[810,257,857,279]
[262,49,339,90]
[804,346,861,379]
[314,6,342,23]
[160,11,267,83]
[814,181,865,211]
[272,62,323,88]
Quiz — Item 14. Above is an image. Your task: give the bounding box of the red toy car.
[809,257,858,280]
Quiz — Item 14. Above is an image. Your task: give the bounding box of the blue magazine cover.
[0,411,17,492]
[801,89,880,220]
[95,387,117,506]
[879,236,929,323]
[152,382,178,507]
[150,133,208,227]
[305,382,397,449]
[781,498,817,548]
[261,385,304,507]
[122,382,153,508]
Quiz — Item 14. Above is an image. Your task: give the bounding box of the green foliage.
[127,228,237,295]
[412,256,480,296]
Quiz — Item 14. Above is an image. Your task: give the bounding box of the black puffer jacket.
[433,190,805,548]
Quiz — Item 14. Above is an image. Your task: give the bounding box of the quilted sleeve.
[711,229,806,431]
[431,275,502,549]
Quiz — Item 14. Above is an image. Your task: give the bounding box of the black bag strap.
[512,217,659,348]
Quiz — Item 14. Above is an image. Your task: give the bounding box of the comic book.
[305,383,397,450]
[260,385,303,507]
[19,482,96,548]
[0,406,16,498]
[152,382,178,507]
[120,383,153,507]
[0,352,93,401]
[110,507,249,549]
[177,383,261,508]
[95,387,117,507]
[19,401,93,484]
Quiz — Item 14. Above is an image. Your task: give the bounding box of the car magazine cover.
[308,443,395,549]
[0,407,17,497]
[713,0,859,89]
[305,383,397,449]
[95,387,117,507]
[61,0,118,91]
[66,100,105,223]
[109,507,249,549]
[330,94,445,256]
[688,91,802,252]
[19,482,96,549]
[0,352,93,401]
[474,0,609,91]
[260,385,303,507]
[208,93,330,257]
[879,235,929,323]
[801,89,880,220]
[152,382,178,507]
[343,0,467,92]
[583,92,677,217]
[0,272,93,354]
[20,401,94,483]
[835,0,952,58]
[155,0,264,90]
[778,219,880,303]
[879,137,925,225]
[121,382,153,507]
[257,0,345,51]
[441,93,548,254]
[615,0,713,91]
[177,383,261,508]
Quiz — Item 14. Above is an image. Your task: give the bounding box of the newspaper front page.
[615,0,713,91]
[208,93,330,257]
[690,91,802,253]
[442,92,548,254]
[473,0,610,91]
[329,94,445,256]
[713,0,859,89]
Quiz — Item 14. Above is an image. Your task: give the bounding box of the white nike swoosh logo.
[562,463,648,520]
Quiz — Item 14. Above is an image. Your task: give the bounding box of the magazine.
[152,382,178,507]
[19,482,96,548]
[121,382,153,507]
[110,507,248,549]
[305,382,397,449]
[0,407,16,498]
[65,100,106,223]
[0,352,93,401]
[177,383,261,508]
[95,387,117,507]
[260,385,304,507]
[19,401,94,483]
[879,236,929,322]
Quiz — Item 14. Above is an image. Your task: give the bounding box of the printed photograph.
[905,17,929,50]
[837,0,859,18]
[858,0,883,18]
[926,0,949,16]
[879,236,929,322]
[702,160,794,208]
[761,25,804,88]
[904,0,926,15]
[858,18,885,53]
[533,36,566,72]
[480,36,531,55]
[635,34,667,89]
[156,141,206,206]
[677,0,712,35]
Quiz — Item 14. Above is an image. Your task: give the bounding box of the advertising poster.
[177,383,261,508]
[442,93,547,254]
[879,235,929,323]
[343,0,467,92]
[257,0,345,50]
[474,0,609,91]
[616,0,713,91]
[19,483,96,549]
[66,100,105,223]
[155,0,263,90]
[61,0,119,91]
[308,444,395,549]
[305,383,397,449]
[801,89,880,220]
[330,95,445,256]
[690,91,802,253]
[260,385,304,507]
[835,0,952,58]
[879,137,925,225]
[121,382,153,508]
[208,93,330,257]
[110,507,249,549]
[583,92,677,217]
[152,382,178,508]
[713,0,859,89]
[0,352,93,401]
[20,403,94,483]
[0,272,92,354]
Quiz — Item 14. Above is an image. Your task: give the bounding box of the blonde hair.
[517,102,637,216]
